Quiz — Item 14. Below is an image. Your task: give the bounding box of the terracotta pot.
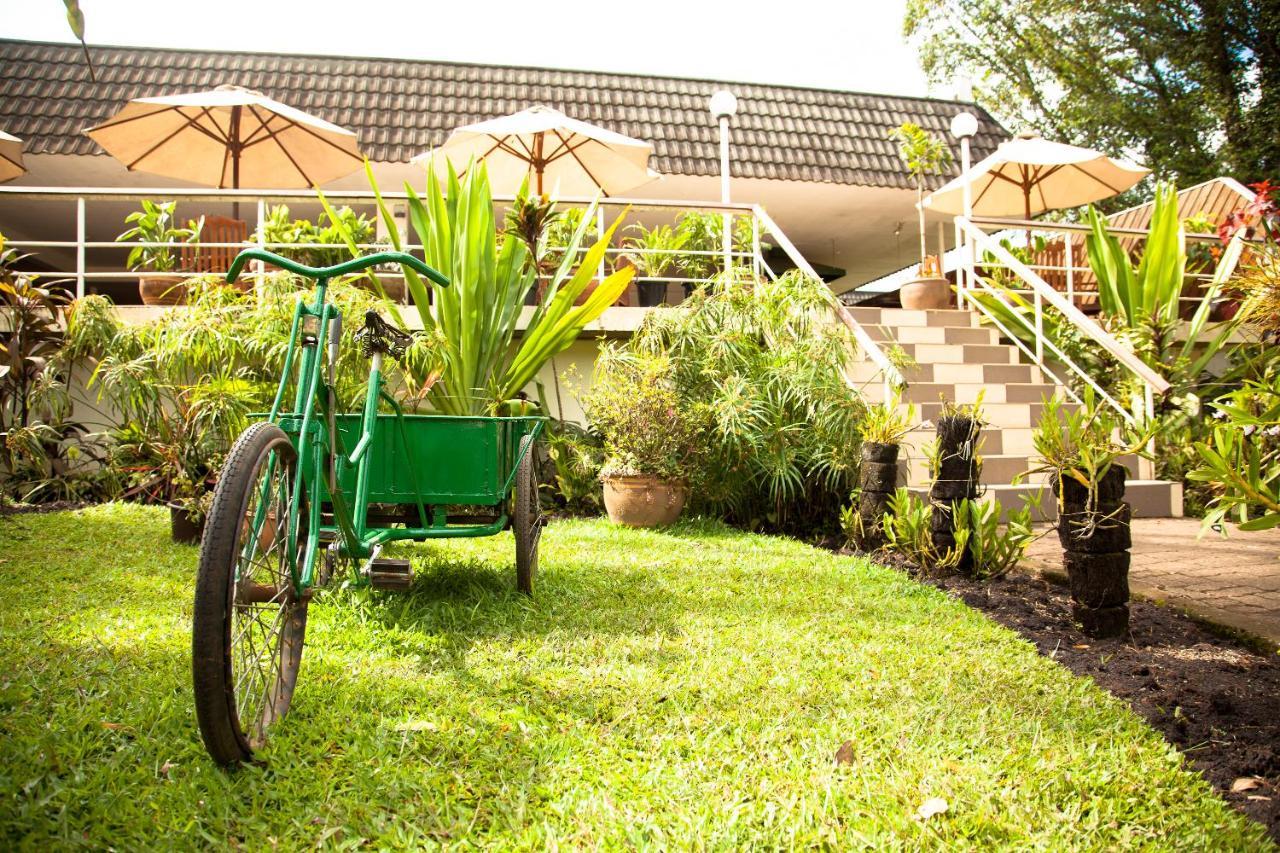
[139,275,187,306]
[898,276,950,310]
[602,475,687,527]
[169,504,205,545]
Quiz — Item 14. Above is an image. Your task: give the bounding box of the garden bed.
[0,505,1268,848]
[909,564,1280,841]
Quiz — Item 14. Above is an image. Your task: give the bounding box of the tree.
[904,0,1279,186]
[888,122,953,271]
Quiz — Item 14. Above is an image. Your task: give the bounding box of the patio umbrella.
[413,105,659,196]
[0,130,26,182]
[921,133,1150,219]
[83,84,362,190]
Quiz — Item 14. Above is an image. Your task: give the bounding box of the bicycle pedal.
[367,557,413,591]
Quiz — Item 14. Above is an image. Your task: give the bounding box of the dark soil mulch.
[887,556,1280,840]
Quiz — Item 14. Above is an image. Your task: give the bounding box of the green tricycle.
[192,248,544,765]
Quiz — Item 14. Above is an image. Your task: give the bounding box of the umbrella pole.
[231,105,242,221]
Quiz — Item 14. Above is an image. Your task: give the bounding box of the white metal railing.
[0,184,902,396]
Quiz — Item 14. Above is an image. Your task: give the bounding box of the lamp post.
[710,90,738,275]
[950,111,979,308]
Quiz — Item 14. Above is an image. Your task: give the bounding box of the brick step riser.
[862,382,1062,406]
[850,363,1045,385]
[863,326,997,346]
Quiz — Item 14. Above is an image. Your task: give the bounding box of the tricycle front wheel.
[193,422,309,765]
[513,434,541,595]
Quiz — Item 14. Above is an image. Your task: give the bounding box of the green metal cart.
[192,248,544,766]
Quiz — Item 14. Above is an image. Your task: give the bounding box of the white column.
[75,196,85,299]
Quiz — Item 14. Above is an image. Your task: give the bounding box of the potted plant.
[928,397,984,572]
[1020,394,1150,637]
[582,347,704,527]
[851,396,915,550]
[888,122,954,310]
[620,222,690,307]
[117,200,202,305]
[538,207,613,306]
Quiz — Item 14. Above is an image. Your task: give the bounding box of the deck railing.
[0,185,902,396]
[952,214,1246,430]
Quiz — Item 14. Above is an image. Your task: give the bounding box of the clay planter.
[169,504,205,545]
[602,475,687,527]
[899,276,950,310]
[139,275,187,306]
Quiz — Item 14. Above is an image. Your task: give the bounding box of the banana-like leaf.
[1085,204,1133,322]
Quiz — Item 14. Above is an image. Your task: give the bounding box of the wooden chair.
[181,215,249,275]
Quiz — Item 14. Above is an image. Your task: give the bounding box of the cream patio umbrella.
[412,105,659,196]
[921,133,1150,220]
[83,84,363,190]
[0,130,26,182]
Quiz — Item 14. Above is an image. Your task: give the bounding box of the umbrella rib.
[541,130,581,163]
[543,132,594,165]
[243,107,361,166]
[1066,162,1125,195]
[86,104,188,134]
[558,132,608,196]
[125,113,208,171]
[246,105,315,186]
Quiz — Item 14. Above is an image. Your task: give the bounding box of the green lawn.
[0,504,1267,849]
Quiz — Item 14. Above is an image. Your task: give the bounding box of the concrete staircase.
[848,306,1183,520]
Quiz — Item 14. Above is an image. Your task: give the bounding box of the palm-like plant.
[339,160,635,416]
[629,269,865,527]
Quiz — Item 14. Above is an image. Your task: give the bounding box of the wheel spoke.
[227,439,302,745]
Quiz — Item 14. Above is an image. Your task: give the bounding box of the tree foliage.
[904,0,1279,185]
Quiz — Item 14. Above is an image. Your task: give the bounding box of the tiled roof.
[0,39,1007,189]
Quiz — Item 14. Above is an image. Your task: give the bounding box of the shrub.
[627,269,866,533]
[953,497,1035,580]
[873,488,1034,578]
[542,420,604,515]
[580,347,706,481]
[89,272,441,518]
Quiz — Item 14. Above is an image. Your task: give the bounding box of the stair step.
[916,401,1076,429]
[868,382,1059,405]
[849,307,977,328]
[890,342,1020,365]
[865,325,997,345]
[850,362,1045,386]
[903,426,1039,457]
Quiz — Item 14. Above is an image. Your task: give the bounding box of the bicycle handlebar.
[225,249,450,288]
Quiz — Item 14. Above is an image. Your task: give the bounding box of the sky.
[1,0,942,97]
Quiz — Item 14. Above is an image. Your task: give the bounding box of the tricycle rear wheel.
[193,422,309,765]
[513,434,541,595]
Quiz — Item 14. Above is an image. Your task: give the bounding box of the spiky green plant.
[626,269,866,529]
[323,161,634,415]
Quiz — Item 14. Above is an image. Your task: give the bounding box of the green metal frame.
[225,249,544,594]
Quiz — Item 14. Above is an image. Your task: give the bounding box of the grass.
[0,503,1268,850]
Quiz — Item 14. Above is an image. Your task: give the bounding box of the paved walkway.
[1023,518,1280,648]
